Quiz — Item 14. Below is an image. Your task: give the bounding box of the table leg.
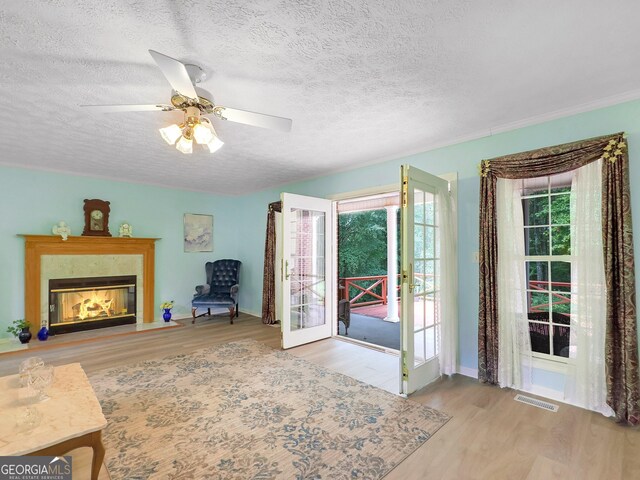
[28,430,106,480]
[90,430,105,480]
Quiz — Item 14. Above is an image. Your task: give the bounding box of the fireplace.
[48,275,137,334]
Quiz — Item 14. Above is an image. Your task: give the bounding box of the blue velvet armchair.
[191,259,241,324]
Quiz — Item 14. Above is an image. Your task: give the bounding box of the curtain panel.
[477,132,640,425]
[262,201,282,325]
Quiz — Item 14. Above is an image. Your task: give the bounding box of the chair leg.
[192,307,197,324]
[228,306,235,324]
[236,302,239,318]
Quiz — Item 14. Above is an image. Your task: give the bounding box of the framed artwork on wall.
[184,214,213,252]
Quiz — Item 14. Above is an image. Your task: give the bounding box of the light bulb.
[175,135,193,154]
[193,123,214,144]
[206,136,224,153]
[159,124,182,145]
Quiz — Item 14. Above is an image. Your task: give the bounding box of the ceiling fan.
[81,50,293,154]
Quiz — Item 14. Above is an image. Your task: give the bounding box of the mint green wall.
[236,99,640,376]
[2,99,639,388]
[0,166,238,338]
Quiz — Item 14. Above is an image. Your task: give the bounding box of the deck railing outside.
[340,275,571,312]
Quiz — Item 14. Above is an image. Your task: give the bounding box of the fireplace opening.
[49,275,136,334]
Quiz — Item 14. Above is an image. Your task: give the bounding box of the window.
[521,173,572,360]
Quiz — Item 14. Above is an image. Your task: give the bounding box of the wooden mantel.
[21,235,159,331]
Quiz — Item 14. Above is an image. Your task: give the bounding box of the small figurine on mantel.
[119,222,133,238]
[52,221,71,241]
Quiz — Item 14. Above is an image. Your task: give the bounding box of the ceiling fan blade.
[80,104,175,113]
[148,50,199,101]
[214,106,292,132]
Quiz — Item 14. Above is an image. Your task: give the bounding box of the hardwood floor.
[2,313,638,479]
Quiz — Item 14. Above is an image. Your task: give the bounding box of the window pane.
[550,194,570,225]
[527,261,548,290]
[522,197,549,226]
[525,227,549,256]
[553,325,570,358]
[552,293,571,325]
[529,322,550,354]
[528,292,550,322]
[551,226,570,255]
[550,262,571,292]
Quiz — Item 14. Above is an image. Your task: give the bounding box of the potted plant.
[7,319,32,344]
[160,301,174,322]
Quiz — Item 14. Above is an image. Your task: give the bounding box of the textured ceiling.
[1,1,640,194]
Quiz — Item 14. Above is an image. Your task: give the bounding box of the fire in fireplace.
[49,275,136,334]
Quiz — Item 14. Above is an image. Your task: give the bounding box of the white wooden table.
[0,363,107,480]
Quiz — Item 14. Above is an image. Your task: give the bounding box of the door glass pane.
[424,260,435,292]
[413,187,436,367]
[414,226,425,259]
[425,326,436,360]
[425,192,435,225]
[425,292,435,327]
[414,190,425,224]
[425,226,435,259]
[414,294,426,331]
[289,208,326,331]
[414,329,426,367]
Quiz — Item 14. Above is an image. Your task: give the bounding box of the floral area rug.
[89,340,450,479]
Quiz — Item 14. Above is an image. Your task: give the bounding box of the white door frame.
[281,192,334,349]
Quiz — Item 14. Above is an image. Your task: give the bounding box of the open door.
[281,193,333,349]
[400,165,453,394]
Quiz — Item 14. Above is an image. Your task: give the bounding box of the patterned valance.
[477,132,625,179]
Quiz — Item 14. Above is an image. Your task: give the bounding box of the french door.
[400,165,451,395]
[280,193,333,349]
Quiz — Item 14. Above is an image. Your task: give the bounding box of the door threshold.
[334,335,399,356]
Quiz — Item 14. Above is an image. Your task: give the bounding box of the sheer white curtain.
[496,178,532,389]
[565,159,613,416]
[439,186,458,375]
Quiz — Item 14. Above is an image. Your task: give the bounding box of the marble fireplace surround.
[21,235,158,333]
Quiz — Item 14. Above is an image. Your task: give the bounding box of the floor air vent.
[514,394,559,412]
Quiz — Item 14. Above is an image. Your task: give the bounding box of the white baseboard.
[519,385,566,404]
[457,366,479,379]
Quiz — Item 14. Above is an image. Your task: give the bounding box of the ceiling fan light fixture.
[175,135,193,154]
[159,123,182,145]
[206,136,224,153]
[193,122,214,144]
[202,120,224,153]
